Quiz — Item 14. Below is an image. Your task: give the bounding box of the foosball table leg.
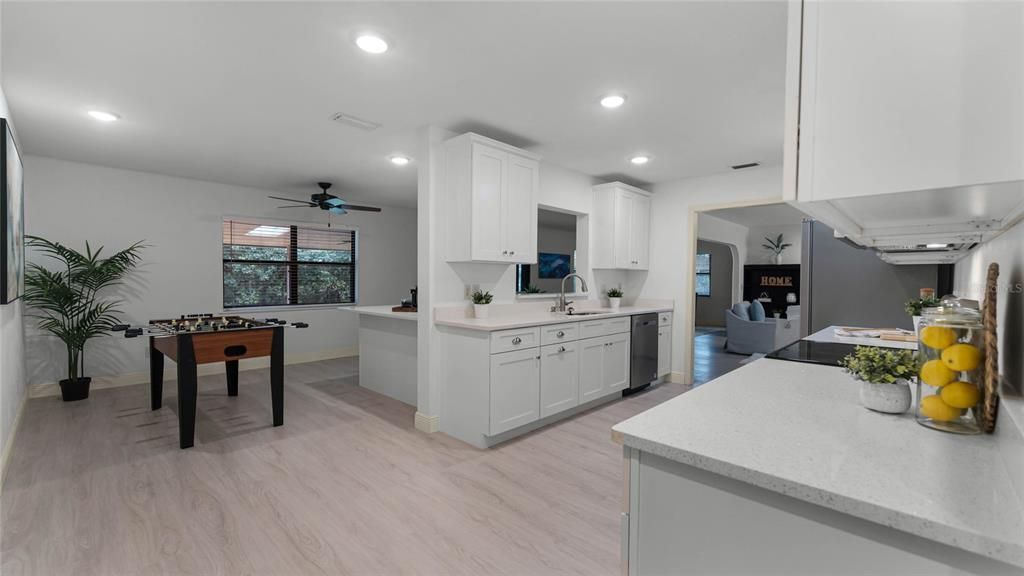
[176,334,198,449]
[226,360,239,397]
[150,337,164,411]
[271,327,284,427]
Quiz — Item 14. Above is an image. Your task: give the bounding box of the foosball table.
[115,314,309,449]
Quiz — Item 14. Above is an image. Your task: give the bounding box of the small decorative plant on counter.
[840,346,919,414]
[23,236,146,401]
[606,288,623,310]
[471,289,493,319]
[905,293,940,336]
[762,233,792,265]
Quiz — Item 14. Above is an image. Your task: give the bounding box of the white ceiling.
[2,1,788,208]
[705,201,807,228]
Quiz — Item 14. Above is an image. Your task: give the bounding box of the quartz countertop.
[612,358,1024,567]
[340,305,418,321]
[433,305,672,332]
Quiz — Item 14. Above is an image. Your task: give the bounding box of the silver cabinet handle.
[502,250,508,255]
[558,346,566,353]
[510,250,515,255]
[512,337,522,345]
[556,330,565,337]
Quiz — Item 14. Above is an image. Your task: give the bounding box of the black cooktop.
[766,340,857,367]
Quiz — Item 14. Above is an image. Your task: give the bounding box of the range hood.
[794,180,1024,265]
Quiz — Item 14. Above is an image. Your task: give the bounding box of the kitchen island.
[613,358,1024,575]
[341,306,418,407]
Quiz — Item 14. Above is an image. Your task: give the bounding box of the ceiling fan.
[269,182,382,216]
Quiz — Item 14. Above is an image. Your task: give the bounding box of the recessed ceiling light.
[390,155,411,166]
[87,110,120,122]
[356,34,389,54]
[600,94,626,109]
[630,155,650,165]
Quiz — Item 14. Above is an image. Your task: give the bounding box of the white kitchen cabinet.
[579,332,632,401]
[785,0,1023,203]
[658,324,672,379]
[489,348,541,435]
[592,182,652,270]
[540,342,580,418]
[445,132,540,264]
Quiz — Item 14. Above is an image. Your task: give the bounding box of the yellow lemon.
[920,359,956,387]
[919,326,958,350]
[920,395,963,422]
[941,343,982,372]
[940,381,980,409]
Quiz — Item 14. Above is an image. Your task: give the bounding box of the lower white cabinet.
[490,348,541,435]
[540,342,579,418]
[658,324,672,378]
[580,332,631,402]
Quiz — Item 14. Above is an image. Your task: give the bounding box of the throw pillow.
[730,301,751,321]
[749,300,767,322]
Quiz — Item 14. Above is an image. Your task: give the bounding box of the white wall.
[643,165,784,378]
[0,80,29,476]
[954,219,1024,395]
[697,212,749,304]
[746,223,802,265]
[22,156,417,388]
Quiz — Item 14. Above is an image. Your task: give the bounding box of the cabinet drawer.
[490,327,540,354]
[579,316,631,339]
[659,312,673,327]
[540,322,579,346]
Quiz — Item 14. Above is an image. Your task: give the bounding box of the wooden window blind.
[222,219,356,308]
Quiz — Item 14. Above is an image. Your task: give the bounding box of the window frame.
[221,218,359,311]
[695,252,711,298]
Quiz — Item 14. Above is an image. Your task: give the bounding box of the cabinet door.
[504,154,539,263]
[578,336,607,403]
[489,348,540,435]
[657,326,671,378]
[604,333,631,393]
[630,194,650,270]
[471,144,507,262]
[613,191,634,268]
[540,343,579,418]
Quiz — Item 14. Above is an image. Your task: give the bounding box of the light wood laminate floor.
[1,357,689,575]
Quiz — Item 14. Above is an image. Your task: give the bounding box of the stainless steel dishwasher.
[627,313,659,393]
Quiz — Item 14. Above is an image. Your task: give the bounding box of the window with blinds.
[222,219,357,308]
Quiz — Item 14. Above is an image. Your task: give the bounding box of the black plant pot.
[59,377,92,402]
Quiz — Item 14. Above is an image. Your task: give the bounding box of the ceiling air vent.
[330,112,382,131]
[731,162,760,170]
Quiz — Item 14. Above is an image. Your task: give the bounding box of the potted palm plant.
[23,236,145,401]
[762,233,792,265]
[606,288,623,310]
[471,289,493,319]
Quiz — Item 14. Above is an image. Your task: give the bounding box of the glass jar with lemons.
[916,297,984,434]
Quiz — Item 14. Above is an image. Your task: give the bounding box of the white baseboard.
[1,392,28,491]
[669,371,690,385]
[28,347,358,399]
[414,411,439,433]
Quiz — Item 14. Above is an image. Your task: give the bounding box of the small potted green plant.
[471,289,493,319]
[762,233,792,265]
[606,287,623,310]
[840,346,918,414]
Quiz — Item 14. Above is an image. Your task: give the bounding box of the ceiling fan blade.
[268,195,314,205]
[277,205,311,208]
[338,204,382,212]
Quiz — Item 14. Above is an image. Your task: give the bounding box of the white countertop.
[434,305,672,331]
[613,358,1024,567]
[806,325,918,350]
[339,305,418,321]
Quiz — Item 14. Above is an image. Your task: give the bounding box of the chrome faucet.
[552,273,588,313]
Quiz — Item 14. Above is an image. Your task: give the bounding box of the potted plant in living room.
[23,237,145,401]
[840,346,918,414]
[762,233,792,265]
[606,288,623,310]
[471,289,493,319]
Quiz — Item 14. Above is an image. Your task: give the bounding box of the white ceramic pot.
[473,304,489,319]
[860,379,912,414]
[608,297,621,310]
[774,253,783,265]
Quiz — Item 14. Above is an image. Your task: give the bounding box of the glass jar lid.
[921,295,982,327]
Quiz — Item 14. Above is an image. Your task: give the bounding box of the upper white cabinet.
[786,0,1023,203]
[592,183,652,270]
[445,133,541,264]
